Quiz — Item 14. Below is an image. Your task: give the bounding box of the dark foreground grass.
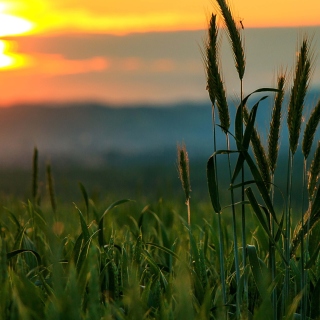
[1,181,316,320]
[1,172,319,320]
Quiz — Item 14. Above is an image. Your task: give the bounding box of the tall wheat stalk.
[301,103,320,318]
[205,1,320,318]
[291,142,320,257]
[284,36,312,311]
[215,0,246,316]
[206,13,228,306]
[267,73,285,319]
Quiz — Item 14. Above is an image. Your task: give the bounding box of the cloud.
[22,53,193,76]
[29,54,110,75]
[11,31,205,60]
[1,28,320,106]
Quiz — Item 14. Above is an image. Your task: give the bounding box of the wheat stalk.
[284,38,313,305]
[215,0,245,80]
[302,99,320,159]
[268,74,286,175]
[291,189,320,258]
[267,74,285,320]
[287,37,312,155]
[177,143,191,225]
[206,14,230,131]
[308,141,320,200]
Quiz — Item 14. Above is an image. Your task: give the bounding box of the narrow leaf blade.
[207,155,221,213]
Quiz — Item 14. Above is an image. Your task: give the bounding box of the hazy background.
[1,1,320,202]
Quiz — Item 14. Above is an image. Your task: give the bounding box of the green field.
[0,150,319,319]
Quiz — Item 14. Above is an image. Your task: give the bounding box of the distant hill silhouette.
[0,89,319,169]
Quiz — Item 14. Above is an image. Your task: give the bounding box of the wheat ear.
[308,141,320,200]
[268,74,286,175]
[287,37,312,155]
[302,99,320,159]
[291,187,320,257]
[216,0,245,80]
[206,14,230,131]
[177,143,191,225]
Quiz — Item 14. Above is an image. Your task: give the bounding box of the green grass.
[1,1,320,319]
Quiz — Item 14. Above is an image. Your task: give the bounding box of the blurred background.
[0,0,320,202]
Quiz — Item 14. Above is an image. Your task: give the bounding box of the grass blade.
[246,245,271,303]
[207,155,221,213]
[74,203,90,243]
[32,147,39,203]
[98,199,132,248]
[232,96,268,183]
[245,187,286,263]
[7,249,42,266]
[78,182,89,221]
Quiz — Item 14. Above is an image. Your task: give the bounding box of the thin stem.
[211,104,227,306]
[270,174,277,319]
[227,134,241,319]
[218,210,227,305]
[284,149,293,313]
[300,159,307,320]
[187,199,191,226]
[240,79,248,313]
[300,158,310,320]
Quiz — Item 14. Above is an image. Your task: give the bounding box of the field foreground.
[0,175,319,320]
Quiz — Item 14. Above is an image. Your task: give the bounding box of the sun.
[0,5,33,70]
[0,40,28,69]
[0,12,33,37]
[0,41,13,68]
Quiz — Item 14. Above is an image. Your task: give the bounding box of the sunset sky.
[1,0,320,106]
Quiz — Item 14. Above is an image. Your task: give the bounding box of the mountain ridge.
[0,92,319,169]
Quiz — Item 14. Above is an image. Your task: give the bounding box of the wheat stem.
[32,147,39,204]
[227,134,241,318]
[211,102,227,306]
[284,149,293,312]
[46,162,57,215]
[300,158,307,319]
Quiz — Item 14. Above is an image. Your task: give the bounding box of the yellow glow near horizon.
[0,40,28,70]
[1,0,320,36]
[0,3,34,70]
[0,41,12,68]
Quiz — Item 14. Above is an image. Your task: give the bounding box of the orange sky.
[1,0,320,36]
[1,0,320,105]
